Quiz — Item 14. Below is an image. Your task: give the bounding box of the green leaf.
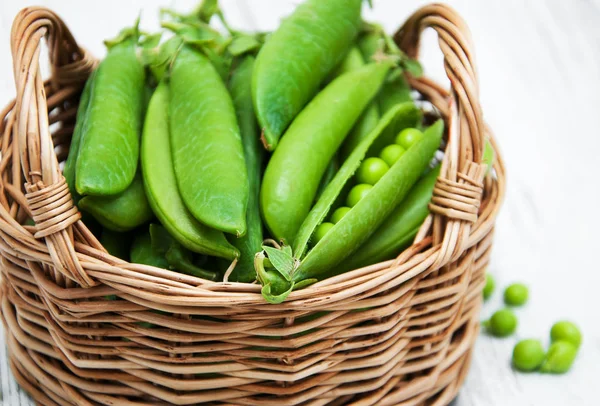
[294,279,318,290]
[262,245,295,281]
[105,15,141,49]
[403,59,423,77]
[387,67,404,82]
[228,35,260,56]
[143,36,183,81]
[282,245,293,257]
[140,33,162,50]
[149,224,175,255]
[261,281,295,304]
[195,0,220,23]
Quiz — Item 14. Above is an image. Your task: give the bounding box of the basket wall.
[0,4,505,406]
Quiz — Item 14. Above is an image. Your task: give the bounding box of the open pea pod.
[332,164,441,274]
[257,105,440,304]
[297,120,443,279]
[292,102,421,259]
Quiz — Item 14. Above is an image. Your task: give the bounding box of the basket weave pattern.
[0,4,505,406]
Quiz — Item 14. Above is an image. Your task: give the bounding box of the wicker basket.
[0,4,504,406]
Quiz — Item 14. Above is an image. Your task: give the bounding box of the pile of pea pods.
[64,0,492,303]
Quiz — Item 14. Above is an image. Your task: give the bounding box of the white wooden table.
[1,1,599,405]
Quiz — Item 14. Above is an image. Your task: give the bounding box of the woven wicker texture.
[0,4,505,405]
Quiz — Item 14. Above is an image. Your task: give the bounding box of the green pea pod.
[358,31,412,108]
[334,47,365,76]
[357,31,382,64]
[293,102,421,259]
[78,171,153,232]
[64,69,97,204]
[76,34,145,196]
[358,31,413,152]
[141,81,238,260]
[100,228,130,261]
[315,155,339,202]
[252,0,362,150]
[297,120,443,279]
[483,139,494,173]
[336,47,381,161]
[149,224,218,281]
[333,164,441,273]
[130,229,170,268]
[261,62,393,245]
[170,46,248,237]
[227,55,263,282]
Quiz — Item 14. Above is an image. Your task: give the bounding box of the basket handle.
[9,7,96,287]
[395,4,488,266]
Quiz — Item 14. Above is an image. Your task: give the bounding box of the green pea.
[504,283,529,306]
[330,206,351,224]
[540,341,578,374]
[356,157,390,185]
[379,144,406,167]
[347,184,373,207]
[396,128,423,149]
[485,308,517,337]
[252,0,362,150]
[550,321,582,349]
[483,273,495,300]
[313,222,334,244]
[512,339,545,372]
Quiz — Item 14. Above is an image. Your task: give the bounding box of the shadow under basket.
[0,4,505,406]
